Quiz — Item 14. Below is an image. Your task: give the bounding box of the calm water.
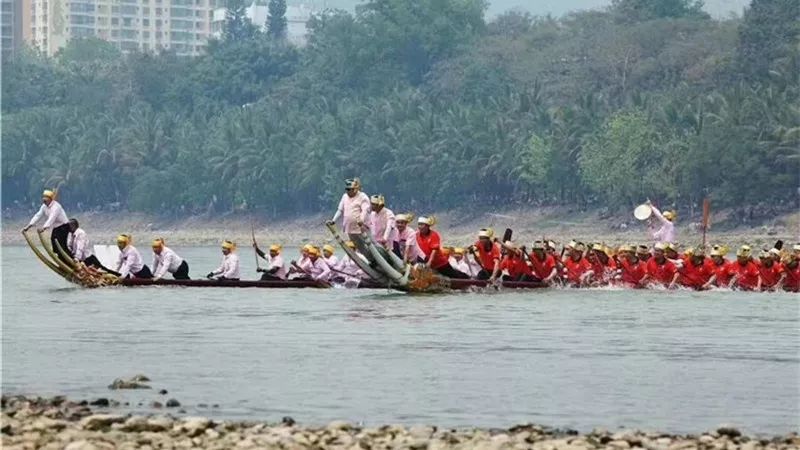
[2,246,799,433]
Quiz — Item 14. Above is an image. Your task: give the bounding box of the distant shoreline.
[2,395,797,449]
[3,207,797,249]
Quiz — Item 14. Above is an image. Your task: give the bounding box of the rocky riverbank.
[2,395,798,450]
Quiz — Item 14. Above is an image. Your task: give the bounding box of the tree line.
[2,0,798,219]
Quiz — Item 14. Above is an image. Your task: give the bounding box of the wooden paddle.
[701,197,710,248]
[251,221,261,271]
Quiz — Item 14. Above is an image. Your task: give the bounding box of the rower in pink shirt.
[393,213,421,263]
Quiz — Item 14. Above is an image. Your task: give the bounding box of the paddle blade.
[702,198,711,228]
[775,240,783,251]
[502,228,513,243]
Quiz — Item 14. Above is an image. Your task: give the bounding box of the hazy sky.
[308,0,750,18]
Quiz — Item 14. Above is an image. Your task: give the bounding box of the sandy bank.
[3,207,797,249]
[2,395,798,450]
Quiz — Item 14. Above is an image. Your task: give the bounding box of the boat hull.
[119,278,547,290]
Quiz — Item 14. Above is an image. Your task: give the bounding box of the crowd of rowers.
[23,186,800,292]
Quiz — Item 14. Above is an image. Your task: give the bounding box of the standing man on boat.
[255,244,287,280]
[151,238,190,280]
[646,200,677,244]
[368,195,397,251]
[116,234,153,279]
[327,178,371,237]
[207,240,240,281]
[22,189,71,263]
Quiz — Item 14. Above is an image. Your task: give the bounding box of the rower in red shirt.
[616,245,646,287]
[563,242,593,287]
[679,247,716,290]
[500,241,535,282]
[782,245,800,292]
[472,228,502,282]
[527,241,558,284]
[729,245,762,291]
[709,245,734,287]
[416,216,469,279]
[640,243,679,288]
[757,249,786,291]
[587,243,617,285]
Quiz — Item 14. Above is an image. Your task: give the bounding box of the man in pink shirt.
[327,178,371,237]
[368,194,397,251]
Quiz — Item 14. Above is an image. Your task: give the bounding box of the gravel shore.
[2,395,798,450]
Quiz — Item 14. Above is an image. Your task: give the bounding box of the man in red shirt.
[679,248,716,290]
[709,245,734,287]
[527,241,559,284]
[640,243,679,288]
[782,245,800,292]
[500,242,535,282]
[617,245,647,287]
[587,243,617,285]
[636,245,652,263]
[758,249,786,291]
[729,245,762,291]
[563,242,593,287]
[416,216,469,279]
[472,228,502,282]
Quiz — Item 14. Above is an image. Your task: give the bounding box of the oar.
[251,221,261,271]
[329,266,361,278]
[701,197,710,248]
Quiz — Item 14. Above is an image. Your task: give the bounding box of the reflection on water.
[2,246,799,433]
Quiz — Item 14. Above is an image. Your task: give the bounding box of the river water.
[2,246,798,434]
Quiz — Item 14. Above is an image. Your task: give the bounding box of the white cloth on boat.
[28,200,68,229]
[67,228,93,261]
[152,246,184,279]
[450,257,471,276]
[212,252,240,279]
[116,245,144,278]
[369,207,397,244]
[332,191,371,235]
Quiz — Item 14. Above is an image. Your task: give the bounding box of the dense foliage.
[2,0,798,217]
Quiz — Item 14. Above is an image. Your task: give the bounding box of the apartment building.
[210,2,312,46]
[1,0,24,58]
[27,0,217,56]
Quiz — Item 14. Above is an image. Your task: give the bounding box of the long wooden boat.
[22,229,548,292]
[121,277,546,290]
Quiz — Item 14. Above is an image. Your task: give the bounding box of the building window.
[143,18,149,26]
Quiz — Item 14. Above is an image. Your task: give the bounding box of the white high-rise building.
[211,1,312,46]
[27,0,218,56]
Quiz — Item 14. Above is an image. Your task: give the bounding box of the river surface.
[2,246,798,434]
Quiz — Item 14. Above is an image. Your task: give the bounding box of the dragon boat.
[22,227,547,292]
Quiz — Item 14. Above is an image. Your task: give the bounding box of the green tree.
[267,0,288,41]
[223,0,260,41]
[736,0,800,80]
